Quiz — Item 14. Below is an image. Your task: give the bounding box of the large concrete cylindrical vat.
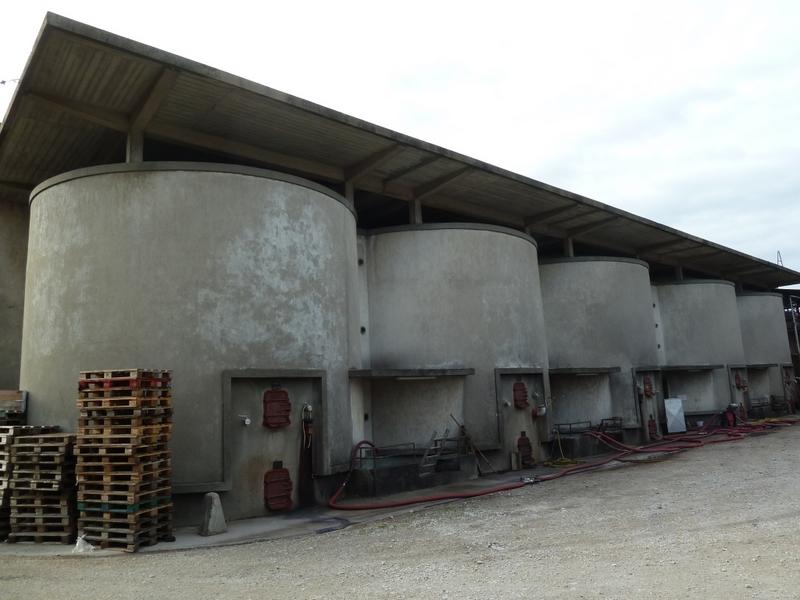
[20,163,359,512]
[736,293,791,365]
[539,257,658,425]
[654,280,745,411]
[365,224,548,453]
[0,198,28,389]
[737,292,792,402]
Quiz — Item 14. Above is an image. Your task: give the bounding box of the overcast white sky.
[2,1,799,283]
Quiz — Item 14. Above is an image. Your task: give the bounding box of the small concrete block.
[199,492,227,536]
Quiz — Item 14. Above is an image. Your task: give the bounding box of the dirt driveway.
[2,425,800,599]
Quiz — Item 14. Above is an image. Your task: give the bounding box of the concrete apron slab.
[0,459,636,558]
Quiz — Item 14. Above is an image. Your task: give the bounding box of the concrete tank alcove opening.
[363,224,549,475]
[19,163,361,525]
[347,369,476,497]
[657,366,721,429]
[548,368,622,457]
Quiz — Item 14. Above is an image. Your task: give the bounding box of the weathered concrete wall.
[655,280,745,410]
[550,374,612,425]
[19,164,359,497]
[737,293,791,370]
[370,378,464,448]
[747,369,771,402]
[655,281,745,366]
[539,258,658,425]
[350,378,372,445]
[0,199,28,389]
[365,224,548,453]
[651,286,667,365]
[664,371,716,413]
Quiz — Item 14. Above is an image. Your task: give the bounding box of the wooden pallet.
[77,494,172,514]
[80,520,172,552]
[77,466,171,485]
[0,425,60,446]
[77,455,170,473]
[77,450,171,465]
[9,479,72,492]
[10,492,73,509]
[77,414,172,428]
[8,503,72,517]
[11,514,75,527]
[78,387,172,399]
[78,422,172,436]
[11,468,73,482]
[78,482,171,504]
[76,396,172,410]
[74,442,170,457]
[78,370,171,393]
[7,529,76,544]
[78,502,172,523]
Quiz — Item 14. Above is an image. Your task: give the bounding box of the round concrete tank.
[737,292,792,403]
[736,292,791,365]
[20,163,359,515]
[365,224,548,454]
[654,280,745,412]
[539,257,658,425]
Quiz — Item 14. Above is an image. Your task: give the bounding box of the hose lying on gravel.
[329,418,800,510]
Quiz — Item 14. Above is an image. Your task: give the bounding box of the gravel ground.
[2,425,800,600]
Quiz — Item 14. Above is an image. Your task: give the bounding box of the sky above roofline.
[2,1,798,287]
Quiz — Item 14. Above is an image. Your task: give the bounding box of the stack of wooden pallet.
[8,432,77,544]
[0,425,60,541]
[76,369,174,552]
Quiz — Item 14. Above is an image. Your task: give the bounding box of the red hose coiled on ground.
[329,418,800,510]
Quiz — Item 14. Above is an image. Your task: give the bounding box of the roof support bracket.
[413,167,472,202]
[344,144,403,184]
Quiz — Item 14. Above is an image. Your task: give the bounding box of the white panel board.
[664,397,687,433]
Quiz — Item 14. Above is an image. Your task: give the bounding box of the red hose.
[328,440,528,510]
[329,419,800,511]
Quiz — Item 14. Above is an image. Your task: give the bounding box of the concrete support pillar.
[562,237,574,257]
[409,198,422,224]
[0,198,28,389]
[126,130,144,162]
[674,265,684,281]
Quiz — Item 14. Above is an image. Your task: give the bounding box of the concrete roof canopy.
[1,12,798,289]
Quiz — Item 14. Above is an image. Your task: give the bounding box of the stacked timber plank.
[76,369,174,552]
[8,432,77,544]
[0,425,60,541]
